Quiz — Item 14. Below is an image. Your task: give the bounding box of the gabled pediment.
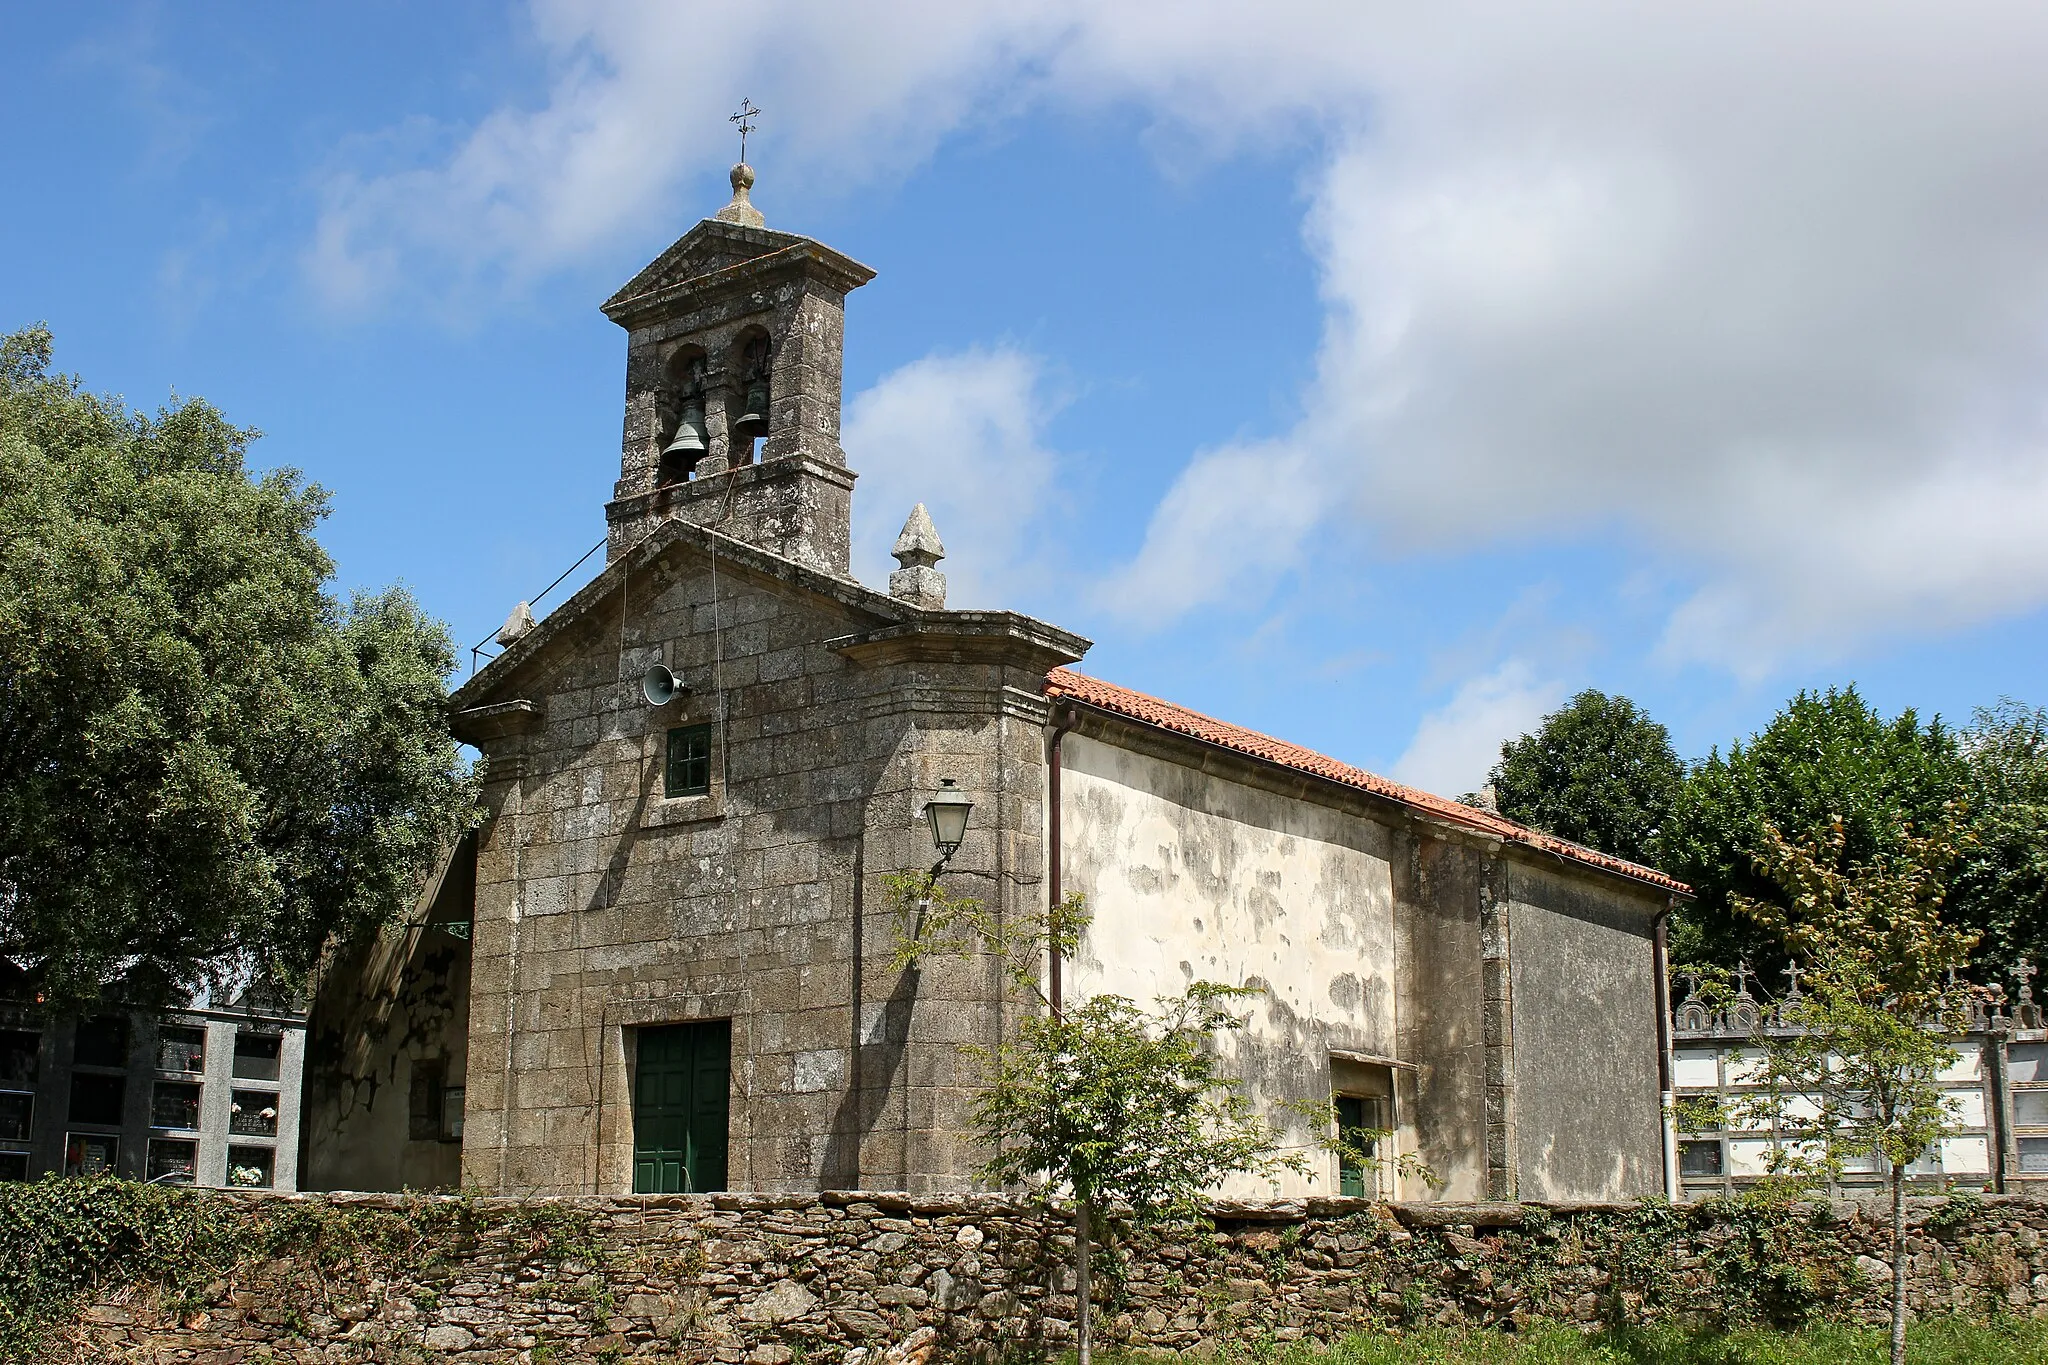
[602,220,877,328]
[602,220,812,317]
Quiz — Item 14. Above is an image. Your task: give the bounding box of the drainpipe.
[1654,899,1679,1201]
[1046,701,1079,1018]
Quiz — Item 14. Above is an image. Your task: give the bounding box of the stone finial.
[889,503,947,609]
[715,163,765,228]
[495,601,537,647]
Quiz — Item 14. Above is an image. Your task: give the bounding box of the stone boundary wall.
[51,1190,2048,1363]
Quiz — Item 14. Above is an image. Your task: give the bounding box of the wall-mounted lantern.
[923,778,973,865]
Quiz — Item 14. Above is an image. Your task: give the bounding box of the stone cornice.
[603,235,876,331]
[825,614,1089,674]
[605,457,858,529]
[450,698,544,746]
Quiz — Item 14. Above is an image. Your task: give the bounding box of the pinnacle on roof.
[891,503,945,568]
[889,503,948,609]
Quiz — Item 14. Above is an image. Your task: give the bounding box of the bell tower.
[600,162,876,573]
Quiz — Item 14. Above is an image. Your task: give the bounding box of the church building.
[302,165,1687,1205]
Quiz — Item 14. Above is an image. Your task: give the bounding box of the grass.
[1091,1318,2048,1365]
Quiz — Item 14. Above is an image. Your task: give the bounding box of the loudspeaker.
[641,664,686,706]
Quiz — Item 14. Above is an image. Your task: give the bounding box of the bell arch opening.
[658,345,710,485]
[728,329,773,467]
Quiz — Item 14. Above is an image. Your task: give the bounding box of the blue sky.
[7,3,2048,798]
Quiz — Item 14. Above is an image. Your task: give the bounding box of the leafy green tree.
[886,875,1300,1365]
[1729,814,1976,1365]
[0,325,478,1008]
[975,984,1302,1365]
[1487,689,1684,865]
[1949,701,2048,975]
[1662,686,1964,971]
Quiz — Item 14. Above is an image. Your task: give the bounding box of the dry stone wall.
[46,1190,2048,1363]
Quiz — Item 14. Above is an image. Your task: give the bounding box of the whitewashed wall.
[1057,733,1410,1198]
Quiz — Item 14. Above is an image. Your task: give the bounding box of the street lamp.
[923,779,973,866]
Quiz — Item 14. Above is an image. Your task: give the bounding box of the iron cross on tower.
[731,98,762,163]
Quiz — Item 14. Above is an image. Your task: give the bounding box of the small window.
[230,1089,278,1137]
[232,1031,282,1081]
[0,1153,26,1182]
[665,724,713,798]
[442,1086,466,1141]
[152,1082,201,1131]
[409,1059,444,1141]
[157,1026,206,1074]
[1680,1139,1724,1177]
[74,1016,128,1069]
[68,1073,125,1126]
[65,1132,118,1177]
[227,1145,274,1189]
[147,1139,197,1186]
[2014,1090,2048,1128]
[0,1031,39,1085]
[406,1069,464,1141]
[0,1092,30,1142]
[2019,1137,2048,1176]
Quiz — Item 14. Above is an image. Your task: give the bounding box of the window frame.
[232,1030,282,1081]
[147,1138,198,1186]
[151,1080,203,1132]
[155,1025,206,1075]
[64,1132,119,1177]
[664,723,714,799]
[0,1090,31,1143]
[226,1144,275,1189]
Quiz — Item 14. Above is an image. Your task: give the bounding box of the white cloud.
[1095,439,1324,622]
[1391,660,1566,800]
[842,346,1066,610]
[315,2,2048,671]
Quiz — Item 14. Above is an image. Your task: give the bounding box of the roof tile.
[1044,667,1689,896]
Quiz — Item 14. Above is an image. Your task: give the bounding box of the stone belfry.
[600,154,875,572]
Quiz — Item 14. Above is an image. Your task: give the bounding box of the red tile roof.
[1044,668,1689,896]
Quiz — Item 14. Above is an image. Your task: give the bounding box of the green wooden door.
[633,1020,730,1193]
[1336,1094,1368,1196]
[1336,1094,1391,1198]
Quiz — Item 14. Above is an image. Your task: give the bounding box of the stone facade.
[356,177,1690,1205]
[44,1191,2048,1363]
[450,518,1083,1195]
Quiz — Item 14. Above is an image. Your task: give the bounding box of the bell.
[663,397,706,458]
[731,379,770,438]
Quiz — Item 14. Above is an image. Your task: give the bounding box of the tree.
[1949,701,2048,974]
[1728,814,1976,1365]
[1487,689,1683,865]
[0,325,478,1007]
[974,985,1302,1365]
[1662,686,1964,972]
[887,876,1300,1365]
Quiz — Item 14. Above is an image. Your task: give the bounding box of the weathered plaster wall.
[461,538,1065,1198]
[1059,731,1410,1199]
[48,1191,2048,1364]
[1395,837,1493,1203]
[1053,726,1663,1206]
[302,838,474,1193]
[1506,863,1666,1201]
